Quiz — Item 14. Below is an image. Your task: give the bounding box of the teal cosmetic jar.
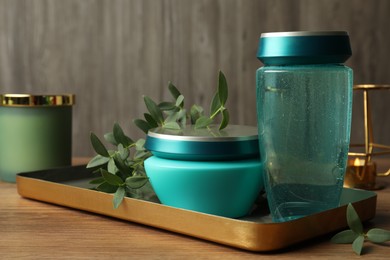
[0,94,75,183]
[144,125,264,218]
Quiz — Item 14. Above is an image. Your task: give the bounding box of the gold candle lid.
[0,94,75,107]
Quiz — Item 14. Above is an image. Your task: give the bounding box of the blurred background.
[0,0,389,157]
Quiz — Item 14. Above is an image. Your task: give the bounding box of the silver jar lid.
[145,125,260,160]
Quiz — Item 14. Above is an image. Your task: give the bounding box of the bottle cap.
[257,31,352,65]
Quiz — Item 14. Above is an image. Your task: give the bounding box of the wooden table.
[1,159,390,259]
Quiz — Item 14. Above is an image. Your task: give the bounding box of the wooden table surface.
[1,158,390,259]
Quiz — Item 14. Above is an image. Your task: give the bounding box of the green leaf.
[104,132,118,146]
[218,71,228,106]
[113,123,133,147]
[89,177,105,185]
[347,203,364,235]
[96,182,117,193]
[190,104,204,124]
[113,186,126,209]
[331,230,360,244]
[158,102,176,111]
[352,235,365,255]
[118,143,129,160]
[90,132,110,157]
[107,158,117,174]
[113,154,132,175]
[210,92,221,115]
[164,110,179,124]
[133,119,152,134]
[135,139,146,151]
[164,121,181,130]
[195,116,213,129]
[144,113,159,128]
[101,169,124,186]
[125,176,149,189]
[86,154,110,168]
[219,109,229,130]
[168,82,181,100]
[367,228,390,243]
[176,108,187,127]
[175,94,184,108]
[134,150,147,159]
[144,96,164,124]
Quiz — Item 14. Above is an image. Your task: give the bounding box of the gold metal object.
[347,85,390,189]
[345,159,379,190]
[16,165,377,252]
[0,94,75,107]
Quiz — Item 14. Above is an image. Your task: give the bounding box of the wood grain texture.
[1,159,390,258]
[0,0,390,156]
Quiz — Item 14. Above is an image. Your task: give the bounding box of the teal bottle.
[256,31,353,222]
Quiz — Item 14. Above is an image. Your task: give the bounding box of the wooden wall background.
[1,0,390,157]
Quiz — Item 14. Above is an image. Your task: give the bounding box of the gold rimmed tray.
[16,165,377,252]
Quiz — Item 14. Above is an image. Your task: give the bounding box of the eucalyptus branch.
[87,71,231,208]
[331,203,390,255]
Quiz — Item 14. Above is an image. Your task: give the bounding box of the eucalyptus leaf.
[89,177,105,185]
[86,154,110,168]
[352,235,365,255]
[101,169,124,186]
[331,230,359,244]
[164,121,181,130]
[158,102,176,111]
[195,116,213,129]
[366,228,390,243]
[118,143,129,160]
[113,186,126,209]
[135,139,146,151]
[168,82,181,100]
[176,108,187,127]
[107,158,117,174]
[144,113,159,128]
[104,132,118,146]
[133,118,152,134]
[125,175,149,189]
[113,154,132,175]
[90,132,110,157]
[210,92,221,116]
[113,123,133,147]
[347,203,364,235]
[218,71,228,106]
[164,110,179,124]
[96,182,118,193]
[134,151,149,160]
[175,95,184,108]
[144,96,164,124]
[219,108,229,130]
[190,104,204,124]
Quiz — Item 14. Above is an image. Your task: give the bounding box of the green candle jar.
[0,94,75,183]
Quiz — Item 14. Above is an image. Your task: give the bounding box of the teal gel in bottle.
[256,31,353,222]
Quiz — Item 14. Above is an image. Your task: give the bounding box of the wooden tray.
[16,165,377,252]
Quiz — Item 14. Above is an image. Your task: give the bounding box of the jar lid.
[145,125,259,160]
[0,94,75,107]
[257,31,352,65]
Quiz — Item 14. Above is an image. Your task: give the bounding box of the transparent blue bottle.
[256,31,353,222]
